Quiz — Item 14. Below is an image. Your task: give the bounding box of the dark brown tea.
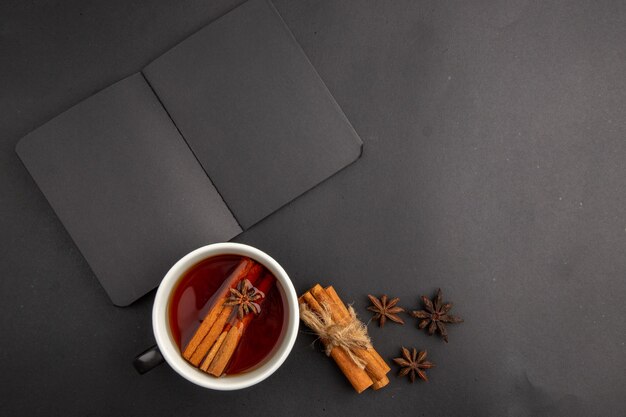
[168,255,285,375]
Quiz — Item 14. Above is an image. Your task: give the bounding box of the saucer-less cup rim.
[152,242,299,390]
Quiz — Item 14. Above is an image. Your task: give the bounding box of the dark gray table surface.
[2,0,625,416]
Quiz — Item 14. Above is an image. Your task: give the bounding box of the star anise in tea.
[410,288,463,342]
[367,294,405,327]
[224,279,265,319]
[392,347,434,383]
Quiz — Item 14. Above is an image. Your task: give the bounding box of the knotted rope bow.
[299,301,372,369]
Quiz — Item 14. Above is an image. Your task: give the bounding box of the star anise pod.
[367,294,405,327]
[410,288,463,342]
[392,347,435,383]
[223,279,264,319]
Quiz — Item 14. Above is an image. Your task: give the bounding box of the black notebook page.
[16,73,242,306]
[143,0,363,229]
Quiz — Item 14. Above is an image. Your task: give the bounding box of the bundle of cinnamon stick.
[299,284,391,393]
[182,257,273,376]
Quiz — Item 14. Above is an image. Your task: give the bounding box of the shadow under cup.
[139,243,299,390]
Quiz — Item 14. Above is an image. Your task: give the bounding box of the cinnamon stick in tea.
[182,258,254,360]
[187,263,264,366]
[203,273,276,376]
[199,330,227,372]
[205,322,243,376]
[189,304,234,366]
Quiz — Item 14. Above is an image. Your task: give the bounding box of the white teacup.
[136,242,299,390]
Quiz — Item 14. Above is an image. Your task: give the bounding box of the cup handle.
[133,345,165,374]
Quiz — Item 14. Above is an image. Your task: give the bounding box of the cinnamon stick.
[325,286,391,374]
[205,273,276,376]
[187,262,264,366]
[310,285,389,381]
[189,304,233,366]
[299,290,374,393]
[182,258,254,360]
[371,375,390,390]
[199,330,227,372]
[206,322,243,376]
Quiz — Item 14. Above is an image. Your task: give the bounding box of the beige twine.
[299,301,372,369]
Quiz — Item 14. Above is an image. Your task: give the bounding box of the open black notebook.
[16,0,362,306]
